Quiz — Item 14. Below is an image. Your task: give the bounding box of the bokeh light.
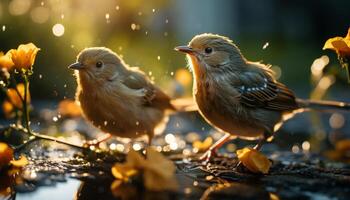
[30,7,50,24]
[9,0,31,16]
[52,23,65,37]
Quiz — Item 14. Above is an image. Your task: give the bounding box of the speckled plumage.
[177,33,299,140]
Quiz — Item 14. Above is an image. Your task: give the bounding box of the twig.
[11,126,87,152]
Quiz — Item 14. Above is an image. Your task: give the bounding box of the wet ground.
[1,111,350,200]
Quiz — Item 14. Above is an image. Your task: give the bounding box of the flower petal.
[10,155,28,167]
[237,147,271,174]
[0,51,14,69]
[193,137,213,152]
[0,143,14,170]
[127,149,146,167]
[143,147,178,191]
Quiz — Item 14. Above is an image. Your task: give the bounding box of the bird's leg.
[148,134,153,147]
[199,133,231,163]
[83,133,112,148]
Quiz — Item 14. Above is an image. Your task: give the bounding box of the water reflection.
[16,178,81,200]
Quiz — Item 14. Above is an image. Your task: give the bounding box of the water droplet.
[52,23,65,37]
[165,133,176,144]
[184,188,192,194]
[292,144,300,153]
[170,143,178,150]
[116,144,124,152]
[263,42,269,50]
[109,143,117,150]
[205,175,214,181]
[183,149,191,156]
[131,23,136,30]
[132,143,142,151]
[302,141,310,151]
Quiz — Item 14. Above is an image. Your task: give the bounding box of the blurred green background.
[0,0,349,102]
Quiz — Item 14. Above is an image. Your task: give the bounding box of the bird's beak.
[174,46,195,54]
[68,62,84,70]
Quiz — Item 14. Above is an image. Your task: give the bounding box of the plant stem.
[22,74,31,134]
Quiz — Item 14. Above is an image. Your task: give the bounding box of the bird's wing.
[234,71,298,111]
[122,68,175,110]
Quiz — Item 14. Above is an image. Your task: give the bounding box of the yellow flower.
[57,100,82,118]
[111,147,178,192]
[237,147,271,174]
[111,150,143,182]
[2,101,14,118]
[0,143,14,170]
[0,143,28,170]
[2,84,30,118]
[193,137,213,152]
[6,83,30,109]
[175,68,192,87]
[9,43,40,70]
[10,155,28,167]
[0,52,14,69]
[335,139,350,152]
[143,147,178,191]
[323,28,350,56]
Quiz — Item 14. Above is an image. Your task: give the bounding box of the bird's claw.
[199,148,218,164]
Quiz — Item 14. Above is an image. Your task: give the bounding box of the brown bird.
[175,33,350,161]
[69,47,176,146]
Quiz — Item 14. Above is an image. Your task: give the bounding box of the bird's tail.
[296,98,350,111]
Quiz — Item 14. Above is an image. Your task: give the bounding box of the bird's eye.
[96,61,103,68]
[204,47,213,54]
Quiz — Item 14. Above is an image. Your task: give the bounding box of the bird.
[175,33,350,161]
[68,47,176,146]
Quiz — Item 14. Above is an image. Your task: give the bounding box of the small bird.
[175,33,350,160]
[69,47,175,146]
